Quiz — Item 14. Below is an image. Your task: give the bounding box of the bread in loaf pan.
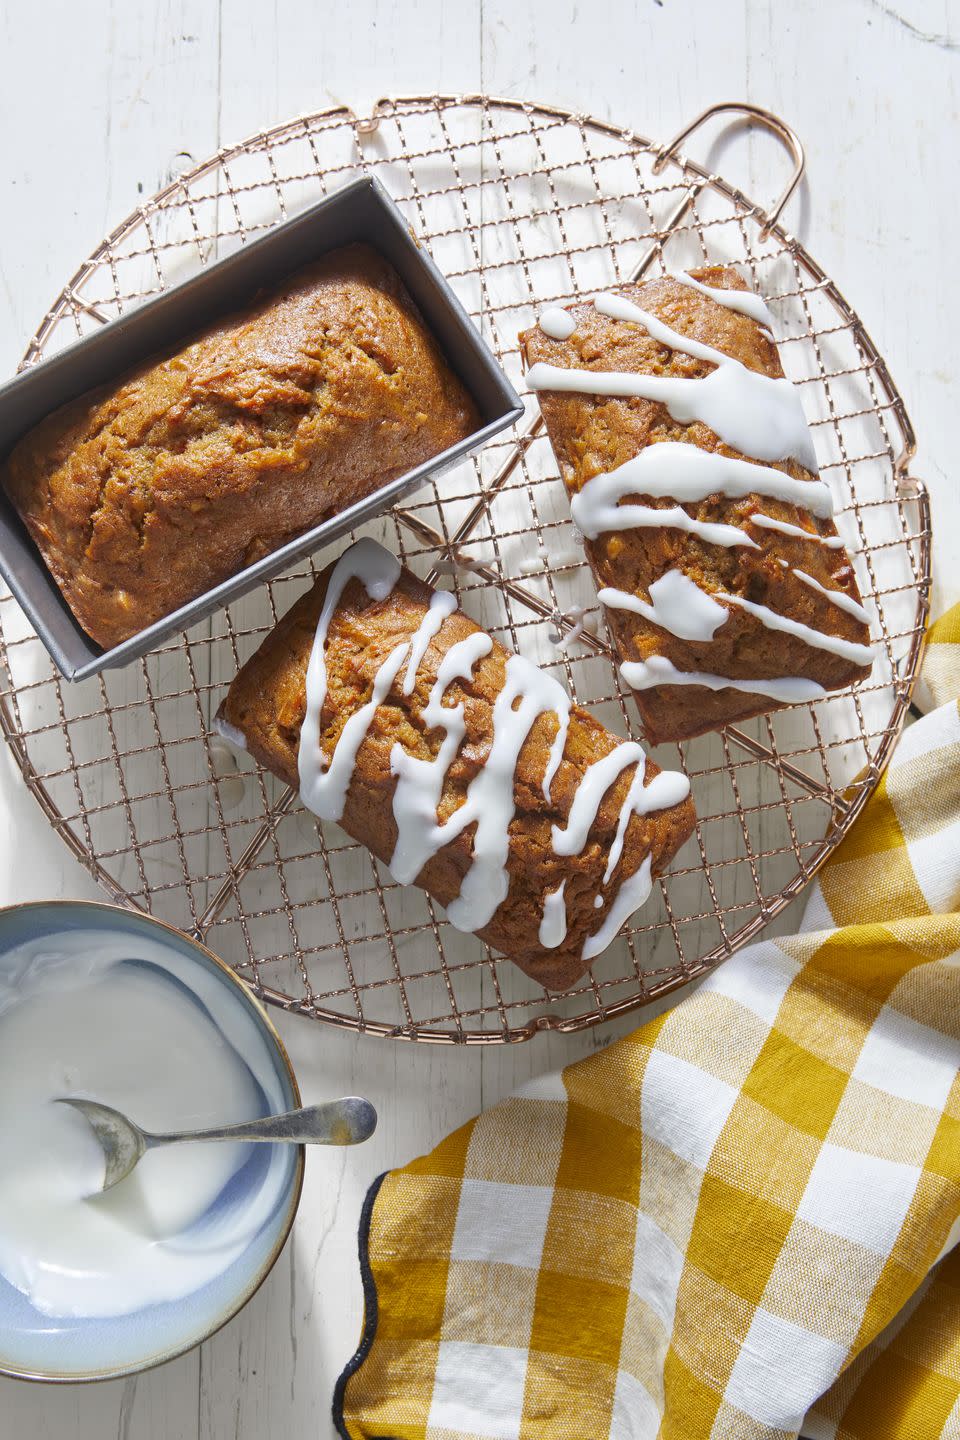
[2,244,478,650]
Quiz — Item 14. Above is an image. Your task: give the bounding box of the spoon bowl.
[60,1096,378,1192]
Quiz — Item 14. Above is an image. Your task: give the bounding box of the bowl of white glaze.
[0,900,304,1382]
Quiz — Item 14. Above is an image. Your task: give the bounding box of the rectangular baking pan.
[0,175,523,681]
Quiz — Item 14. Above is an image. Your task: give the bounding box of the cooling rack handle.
[652,101,805,239]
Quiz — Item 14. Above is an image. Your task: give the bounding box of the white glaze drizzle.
[608,501,753,549]
[310,642,411,821]
[527,290,816,471]
[402,590,457,695]
[442,655,573,934]
[552,743,647,859]
[667,270,775,329]
[212,715,247,751]
[582,856,653,961]
[519,539,550,575]
[601,565,869,665]
[571,487,758,550]
[527,354,815,470]
[389,631,493,886]
[569,443,833,532]
[542,696,572,804]
[714,590,873,666]
[607,763,690,883]
[539,306,576,340]
[299,540,690,954]
[299,539,403,822]
[431,550,491,578]
[598,569,728,642]
[790,567,871,624]
[552,741,690,885]
[207,733,246,812]
[748,512,845,548]
[551,604,593,653]
[620,654,827,703]
[539,883,568,949]
[603,759,647,885]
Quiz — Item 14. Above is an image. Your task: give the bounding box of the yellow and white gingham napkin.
[335,605,960,1440]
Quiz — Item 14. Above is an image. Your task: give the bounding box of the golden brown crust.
[2,244,478,649]
[520,267,871,744]
[220,558,695,990]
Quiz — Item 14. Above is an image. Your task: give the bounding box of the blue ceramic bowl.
[0,901,304,1382]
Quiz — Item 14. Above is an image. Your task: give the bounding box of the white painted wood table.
[0,2,956,1435]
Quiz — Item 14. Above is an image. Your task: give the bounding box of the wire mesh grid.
[0,96,930,1041]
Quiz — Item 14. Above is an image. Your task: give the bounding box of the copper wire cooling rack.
[0,98,930,1042]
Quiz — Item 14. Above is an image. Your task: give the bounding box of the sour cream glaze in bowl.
[0,901,304,1382]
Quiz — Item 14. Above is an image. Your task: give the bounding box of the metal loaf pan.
[0,175,523,681]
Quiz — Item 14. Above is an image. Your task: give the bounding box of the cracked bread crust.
[520,268,872,744]
[2,244,478,650]
[219,559,696,991]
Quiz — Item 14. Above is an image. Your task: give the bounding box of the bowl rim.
[0,897,306,1385]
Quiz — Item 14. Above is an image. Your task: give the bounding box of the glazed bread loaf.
[2,244,478,650]
[522,269,872,744]
[217,538,695,991]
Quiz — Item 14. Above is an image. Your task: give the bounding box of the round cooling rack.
[0,97,930,1042]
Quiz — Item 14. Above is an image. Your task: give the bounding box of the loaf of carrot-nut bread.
[1,244,478,650]
[522,269,873,744]
[217,538,695,991]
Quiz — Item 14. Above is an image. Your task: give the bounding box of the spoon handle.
[143,1098,376,1149]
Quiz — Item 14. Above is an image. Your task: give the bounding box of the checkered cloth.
[335,605,960,1440]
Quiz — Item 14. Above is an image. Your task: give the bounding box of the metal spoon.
[58,1096,378,1192]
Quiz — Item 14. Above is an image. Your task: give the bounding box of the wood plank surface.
[0,2,956,1435]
